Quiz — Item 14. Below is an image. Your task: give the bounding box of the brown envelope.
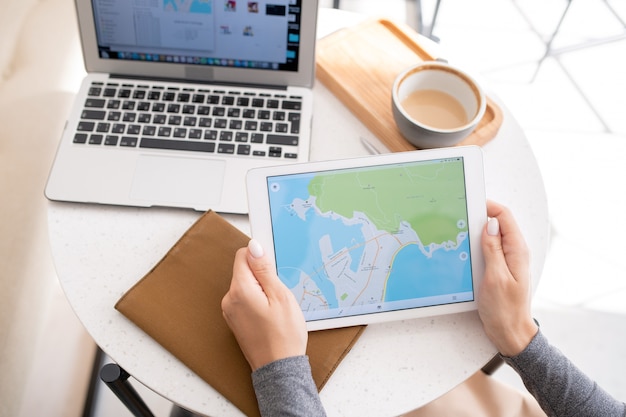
[115,210,365,417]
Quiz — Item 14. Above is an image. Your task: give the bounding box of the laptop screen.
[91,0,304,73]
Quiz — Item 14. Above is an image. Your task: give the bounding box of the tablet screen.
[266,156,475,323]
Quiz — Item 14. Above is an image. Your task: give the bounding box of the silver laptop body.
[46,0,318,214]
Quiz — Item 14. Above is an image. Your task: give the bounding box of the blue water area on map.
[384,239,473,302]
[269,176,366,309]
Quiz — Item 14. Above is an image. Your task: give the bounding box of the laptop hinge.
[109,74,287,91]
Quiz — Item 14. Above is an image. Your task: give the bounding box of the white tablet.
[246,145,487,331]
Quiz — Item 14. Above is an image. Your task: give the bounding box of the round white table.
[49,8,550,417]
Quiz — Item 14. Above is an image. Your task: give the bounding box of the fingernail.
[248,239,264,258]
[487,217,500,236]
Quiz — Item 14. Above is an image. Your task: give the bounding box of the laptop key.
[96,122,110,133]
[89,134,103,145]
[137,113,152,123]
[282,100,302,110]
[168,115,182,125]
[133,90,146,99]
[153,114,167,124]
[218,143,235,154]
[87,87,102,96]
[219,131,233,141]
[237,144,251,155]
[268,146,282,157]
[137,102,151,111]
[290,118,300,134]
[142,126,156,136]
[183,116,197,126]
[77,121,95,132]
[107,100,121,109]
[120,137,138,147]
[267,134,298,146]
[158,127,172,137]
[81,110,106,120]
[173,128,187,138]
[73,133,88,144]
[140,138,215,153]
[189,129,202,139]
[85,98,105,108]
[104,135,119,146]
[204,130,218,140]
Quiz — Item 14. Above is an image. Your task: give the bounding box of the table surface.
[49,9,550,417]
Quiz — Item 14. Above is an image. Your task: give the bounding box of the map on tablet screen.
[247,146,486,330]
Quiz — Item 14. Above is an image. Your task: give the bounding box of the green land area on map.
[307,161,467,245]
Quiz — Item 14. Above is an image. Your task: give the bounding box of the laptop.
[46,0,318,214]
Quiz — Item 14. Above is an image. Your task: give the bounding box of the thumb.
[482,217,506,268]
[246,239,281,293]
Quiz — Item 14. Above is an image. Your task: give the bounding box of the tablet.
[246,145,487,331]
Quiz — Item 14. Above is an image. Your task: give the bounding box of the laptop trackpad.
[131,155,225,208]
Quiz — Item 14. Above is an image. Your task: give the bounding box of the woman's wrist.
[497,319,539,357]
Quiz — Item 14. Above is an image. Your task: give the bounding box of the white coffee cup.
[391,61,486,149]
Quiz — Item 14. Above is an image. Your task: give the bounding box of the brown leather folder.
[115,210,365,417]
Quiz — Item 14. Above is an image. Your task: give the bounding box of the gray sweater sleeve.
[504,329,626,417]
[251,331,625,417]
[252,355,327,417]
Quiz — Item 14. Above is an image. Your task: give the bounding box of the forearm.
[504,330,626,417]
[252,355,327,417]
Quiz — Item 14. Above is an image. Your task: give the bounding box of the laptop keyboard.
[73,81,303,159]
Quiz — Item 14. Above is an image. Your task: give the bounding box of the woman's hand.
[478,201,539,357]
[222,239,308,370]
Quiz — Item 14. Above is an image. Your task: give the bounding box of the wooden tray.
[316,19,503,152]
